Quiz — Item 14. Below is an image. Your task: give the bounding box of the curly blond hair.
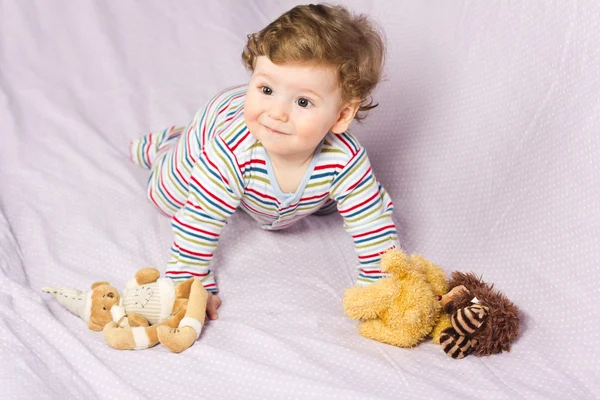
[242,3,385,121]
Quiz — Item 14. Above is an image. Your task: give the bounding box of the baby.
[130,4,399,320]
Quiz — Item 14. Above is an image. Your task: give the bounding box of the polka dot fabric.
[0,1,597,399]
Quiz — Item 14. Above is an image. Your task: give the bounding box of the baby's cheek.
[243,111,259,134]
[245,104,259,122]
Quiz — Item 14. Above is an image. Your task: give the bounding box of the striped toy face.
[244,56,357,164]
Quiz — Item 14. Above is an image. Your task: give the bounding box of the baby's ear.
[91,281,110,290]
[331,100,360,134]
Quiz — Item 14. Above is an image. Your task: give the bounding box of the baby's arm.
[330,146,399,285]
[166,135,245,293]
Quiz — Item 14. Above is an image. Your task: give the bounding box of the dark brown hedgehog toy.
[438,272,520,359]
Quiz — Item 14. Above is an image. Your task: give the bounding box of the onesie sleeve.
[175,85,248,184]
[329,147,400,285]
[165,134,244,293]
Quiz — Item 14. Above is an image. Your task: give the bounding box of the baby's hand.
[206,293,222,320]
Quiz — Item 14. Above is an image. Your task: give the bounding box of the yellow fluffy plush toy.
[43,268,209,353]
[343,248,452,347]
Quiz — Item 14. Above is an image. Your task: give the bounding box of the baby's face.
[244,56,348,161]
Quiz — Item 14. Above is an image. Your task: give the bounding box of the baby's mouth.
[264,124,288,135]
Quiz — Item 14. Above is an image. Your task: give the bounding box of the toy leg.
[359,319,426,348]
[175,277,196,299]
[439,328,475,359]
[430,313,453,344]
[103,308,186,350]
[158,278,209,353]
[172,298,188,315]
[170,277,197,314]
[343,279,396,320]
[410,255,448,298]
[126,314,150,327]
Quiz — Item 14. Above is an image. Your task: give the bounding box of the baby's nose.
[268,101,289,122]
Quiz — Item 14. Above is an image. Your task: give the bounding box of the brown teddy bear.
[438,271,520,359]
[343,248,452,347]
[43,268,209,353]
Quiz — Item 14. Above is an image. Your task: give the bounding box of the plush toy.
[343,248,452,347]
[42,268,209,353]
[438,271,520,359]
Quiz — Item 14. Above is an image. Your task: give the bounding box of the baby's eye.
[296,98,312,108]
[261,86,273,95]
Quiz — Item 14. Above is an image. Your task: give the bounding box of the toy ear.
[134,268,160,285]
[91,281,110,290]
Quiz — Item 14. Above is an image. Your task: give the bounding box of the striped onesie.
[130,85,399,293]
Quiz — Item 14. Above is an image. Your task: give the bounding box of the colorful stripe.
[130,85,399,291]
